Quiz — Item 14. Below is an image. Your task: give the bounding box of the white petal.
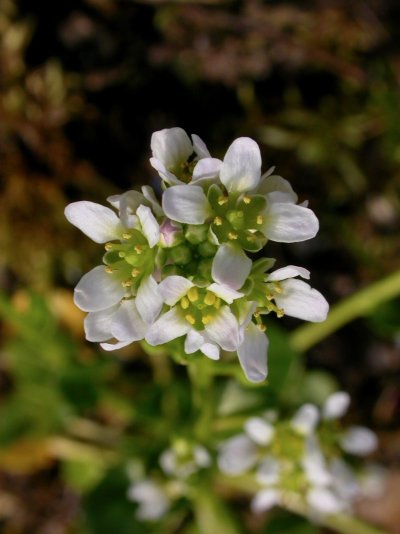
[340,426,378,456]
[65,201,122,243]
[162,185,211,224]
[217,434,258,475]
[237,322,268,383]
[211,243,252,290]
[84,306,117,341]
[136,205,160,248]
[263,203,319,242]
[275,279,329,322]
[200,342,220,360]
[114,190,146,228]
[291,404,319,436]
[322,391,351,420]
[100,339,135,351]
[245,417,275,446]
[331,458,360,501]
[220,137,262,193]
[267,265,310,282]
[307,488,345,515]
[136,276,163,325]
[128,480,169,521]
[141,185,163,216]
[204,306,240,351]
[111,299,147,341]
[151,127,192,168]
[159,276,194,305]
[145,308,191,345]
[194,445,211,468]
[207,283,243,304]
[192,158,222,182]
[251,489,280,514]
[74,265,125,312]
[257,175,298,203]
[184,330,204,353]
[256,457,280,485]
[191,133,211,158]
[302,435,331,487]
[150,157,182,185]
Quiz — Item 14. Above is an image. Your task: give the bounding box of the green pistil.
[167,160,197,184]
[178,287,221,330]
[207,184,267,252]
[102,229,155,291]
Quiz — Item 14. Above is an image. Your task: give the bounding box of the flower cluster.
[65,127,329,381]
[218,391,380,516]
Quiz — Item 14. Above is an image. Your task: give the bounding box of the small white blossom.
[127,480,170,521]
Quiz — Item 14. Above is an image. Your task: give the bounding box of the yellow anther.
[201,315,213,325]
[131,268,141,278]
[122,233,132,240]
[274,284,282,294]
[118,251,126,258]
[214,216,222,226]
[180,297,190,310]
[105,243,114,251]
[214,297,221,309]
[266,294,274,301]
[277,308,284,318]
[243,196,251,204]
[228,232,238,240]
[122,280,132,287]
[218,196,228,205]
[258,324,266,332]
[134,245,142,254]
[253,311,260,318]
[105,266,113,274]
[185,314,196,325]
[204,291,216,306]
[256,215,264,225]
[187,287,199,302]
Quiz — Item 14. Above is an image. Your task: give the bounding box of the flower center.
[207,185,267,252]
[103,229,155,292]
[178,287,221,330]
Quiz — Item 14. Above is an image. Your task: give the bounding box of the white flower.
[150,127,221,185]
[146,243,251,361]
[245,417,275,446]
[159,444,211,479]
[251,488,280,514]
[162,137,319,244]
[127,479,170,521]
[306,487,346,515]
[65,200,163,349]
[265,265,329,322]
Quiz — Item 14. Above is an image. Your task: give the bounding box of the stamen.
[256,215,264,225]
[105,243,114,251]
[180,297,190,310]
[277,308,284,318]
[201,315,213,325]
[122,280,132,287]
[204,292,216,306]
[214,216,222,226]
[185,314,196,325]
[122,233,132,240]
[187,287,199,302]
[228,232,238,240]
[134,245,142,254]
[105,266,113,274]
[266,294,274,301]
[214,297,221,309]
[131,268,141,278]
[218,196,228,205]
[243,196,251,204]
[258,324,266,332]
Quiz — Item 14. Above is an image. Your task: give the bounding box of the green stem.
[187,358,215,442]
[290,269,400,353]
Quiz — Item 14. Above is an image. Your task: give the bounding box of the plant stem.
[187,358,215,442]
[290,269,400,353]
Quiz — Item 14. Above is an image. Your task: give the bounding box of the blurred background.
[0,0,399,532]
